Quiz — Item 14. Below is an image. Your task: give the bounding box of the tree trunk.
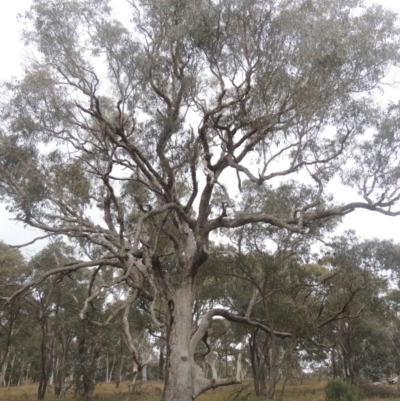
[49,356,57,387]
[159,344,165,380]
[18,363,24,386]
[348,354,359,385]
[236,352,243,382]
[1,357,8,387]
[105,354,109,383]
[7,353,16,387]
[161,283,195,401]
[55,331,69,397]
[142,364,148,382]
[206,352,218,380]
[0,312,16,387]
[225,347,229,378]
[115,341,123,388]
[249,329,267,396]
[159,255,238,399]
[209,359,218,380]
[267,334,282,401]
[202,361,208,379]
[331,348,338,378]
[25,363,30,383]
[115,352,124,388]
[130,363,139,394]
[278,375,290,401]
[48,335,56,386]
[108,361,115,383]
[38,320,49,401]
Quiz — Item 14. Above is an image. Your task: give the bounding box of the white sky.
[0,0,400,255]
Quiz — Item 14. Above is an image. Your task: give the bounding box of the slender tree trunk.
[55,331,69,397]
[38,319,49,401]
[1,357,9,387]
[390,338,400,389]
[105,354,109,383]
[249,330,267,396]
[348,354,359,385]
[18,362,24,386]
[331,348,338,378]
[108,361,115,383]
[116,355,124,388]
[130,363,139,394]
[278,345,296,401]
[48,335,56,386]
[58,379,75,401]
[264,298,281,401]
[25,363,30,383]
[236,351,243,382]
[278,375,290,401]
[341,348,351,382]
[210,360,218,380]
[267,334,282,401]
[7,353,16,387]
[142,364,148,382]
[0,313,16,387]
[202,361,208,379]
[115,341,123,388]
[225,347,229,378]
[161,283,195,401]
[49,363,55,386]
[159,344,165,380]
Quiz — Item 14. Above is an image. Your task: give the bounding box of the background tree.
[308,237,400,385]
[25,242,78,400]
[0,242,30,387]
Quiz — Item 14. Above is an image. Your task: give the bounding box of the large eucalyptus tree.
[1,0,400,399]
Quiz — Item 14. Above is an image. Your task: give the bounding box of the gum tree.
[0,242,29,387]
[1,0,400,399]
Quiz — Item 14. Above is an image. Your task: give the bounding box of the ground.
[1,379,399,401]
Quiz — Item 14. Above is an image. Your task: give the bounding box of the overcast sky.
[0,0,400,256]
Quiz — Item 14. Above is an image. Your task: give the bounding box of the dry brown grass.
[2,378,400,401]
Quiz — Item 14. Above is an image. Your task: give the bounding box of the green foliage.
[325,379,357,401]
[0,241,27,287]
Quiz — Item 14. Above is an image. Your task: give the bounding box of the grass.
[2,378,400,401]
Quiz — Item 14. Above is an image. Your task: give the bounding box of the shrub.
[356,383,399,399]
[325,379,357,401]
